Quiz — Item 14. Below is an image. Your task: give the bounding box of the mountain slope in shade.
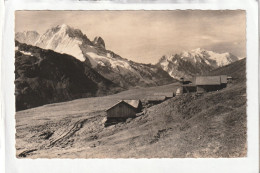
[206,58,246,83]
[15,31,40,45]
[17,24,176,88]
[15,41,122,111]
[157,48,239,79]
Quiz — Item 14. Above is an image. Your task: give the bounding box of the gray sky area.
[15,10,246,64]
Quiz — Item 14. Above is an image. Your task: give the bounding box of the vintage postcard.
[14,10,247,159]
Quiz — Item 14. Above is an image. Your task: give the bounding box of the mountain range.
[16,24,242,81]
[16,24,175,88]
[15,24,244,110]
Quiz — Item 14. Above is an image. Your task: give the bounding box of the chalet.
[195,75,228,93]
[105,100,142,126]
[176,75,229,95]
[106,100,142,119]
[154,92,174,98]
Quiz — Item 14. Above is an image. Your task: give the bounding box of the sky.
[15,10,246,64]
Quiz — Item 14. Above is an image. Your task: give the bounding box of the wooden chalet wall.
[106,102,136,118]
[196,85,225,93]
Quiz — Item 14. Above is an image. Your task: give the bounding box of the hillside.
[206,58,246,83]
[15,59,246,158]
[15,41,122,111]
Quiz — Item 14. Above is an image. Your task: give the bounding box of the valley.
[15,58,247,158]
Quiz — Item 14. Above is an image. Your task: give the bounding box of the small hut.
[106,100,142,119]
[176,87,183,96]
[104,100,142,126]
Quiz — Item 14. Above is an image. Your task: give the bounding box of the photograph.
[14,10,247,158]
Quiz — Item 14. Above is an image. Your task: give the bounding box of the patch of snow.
[160,60,169,67]
[20,50,33,56]
[107,53,112,58]
[35,30,85,61]
[205,59,211,65]
[55,35,85,61]
[238,56,246,60]
[98,61,106,66]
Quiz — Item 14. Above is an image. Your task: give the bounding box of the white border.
[2,0,259,173]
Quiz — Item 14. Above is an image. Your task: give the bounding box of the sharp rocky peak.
[93,36,105,49]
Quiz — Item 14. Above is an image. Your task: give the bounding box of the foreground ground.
[15,78,246,158]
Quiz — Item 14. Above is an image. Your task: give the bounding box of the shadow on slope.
[15,41,122,111]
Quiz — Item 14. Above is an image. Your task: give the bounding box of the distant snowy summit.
[15,31,40,45]
[180,48,238,67]
[157,48,239,79]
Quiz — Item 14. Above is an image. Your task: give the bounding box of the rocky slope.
[15,41,122,111]
[157,48,239,79]
[16,24,175,88]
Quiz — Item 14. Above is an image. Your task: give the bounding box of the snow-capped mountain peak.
[157,48,239,79]
[179,48,238,67]
[32,24,94,61]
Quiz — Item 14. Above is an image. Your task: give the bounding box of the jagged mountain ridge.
[15,24,176,88]
[15,41,122,111]
[15,31,40,45]
[157,48,239,79]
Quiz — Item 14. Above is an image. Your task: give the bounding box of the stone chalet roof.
[146,95,166,101]
[123,100,141,109]
[195,75,227,85]
[106,100,141,111]
[154,92,174,97]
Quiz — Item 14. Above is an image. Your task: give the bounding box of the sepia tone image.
[15,10,247,158]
